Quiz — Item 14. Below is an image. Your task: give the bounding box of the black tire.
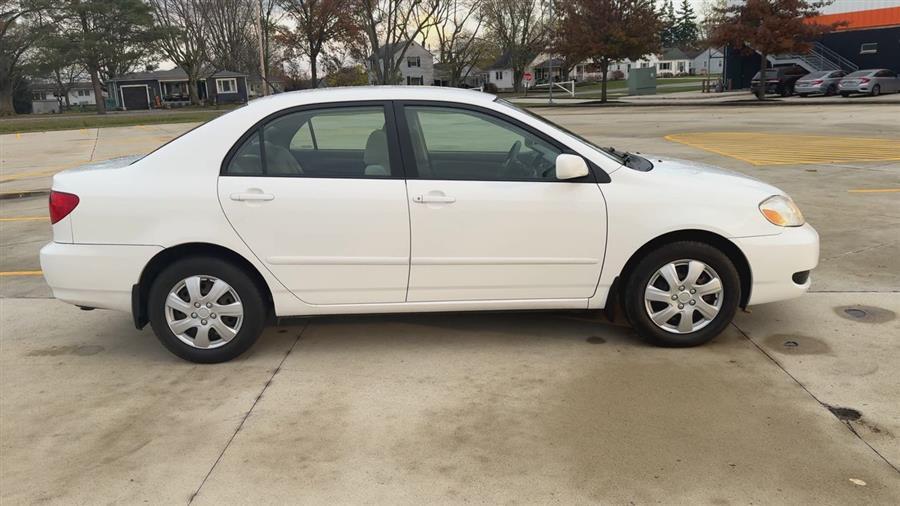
[148,256,266,363]
[825,85,836,96]
[798,93,809,97]
[780,86,792,97]
[622,241,741,347]
[840,92,850,97]
[871,85,881,97]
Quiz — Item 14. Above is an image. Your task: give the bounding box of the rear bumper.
[733,223,820,306]
[40,242,161,312]
[795,84,826,94]
[839,84,867,93]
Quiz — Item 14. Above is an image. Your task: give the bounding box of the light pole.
[547,0,554,104]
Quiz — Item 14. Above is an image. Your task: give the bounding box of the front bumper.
[40,242,162,312]
[733,223,819,306]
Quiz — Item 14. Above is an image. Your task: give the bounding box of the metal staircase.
[767,42,859,72]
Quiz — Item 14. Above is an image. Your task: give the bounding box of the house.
[368,41,435,85]
[480,52,527,90]
[432,63,482,87]
[30,79,97,114]
[656,48,696,76]
[532,57,566,82]
[107,67,248,110]
[692,47,725,75]
[601,54,660,80]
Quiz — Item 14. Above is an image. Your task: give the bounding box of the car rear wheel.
[871,85,881,97]
[148,256,266,363]
[622,241,740,347]
[798,93,809,97]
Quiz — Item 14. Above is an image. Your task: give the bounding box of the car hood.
[642,156,784,198]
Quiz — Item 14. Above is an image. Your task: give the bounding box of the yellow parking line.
[848,188,900,193]
[0,271,43,277]
[0,216,48,222]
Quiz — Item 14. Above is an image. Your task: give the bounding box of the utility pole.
[255,0,269,96]
[547,0,554,104]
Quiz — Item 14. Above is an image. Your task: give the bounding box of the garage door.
[121,86,149,110]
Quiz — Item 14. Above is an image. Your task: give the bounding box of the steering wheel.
[501,141,522,171]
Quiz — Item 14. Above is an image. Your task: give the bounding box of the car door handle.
[413,194,456,204]
[230,192,275,202]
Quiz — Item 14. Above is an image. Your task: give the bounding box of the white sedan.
[40,87,819,363]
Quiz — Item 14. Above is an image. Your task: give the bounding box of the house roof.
[30,79,93,92]
[485,51,512,70]
[109,67,246,82]
[533,57,566,68]
[659,47,694,61]
[371,40,432,60]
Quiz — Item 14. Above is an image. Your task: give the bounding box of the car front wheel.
[623,241,741,347]
[148,256,266,363]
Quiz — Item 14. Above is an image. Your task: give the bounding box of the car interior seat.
[363,129,390,176]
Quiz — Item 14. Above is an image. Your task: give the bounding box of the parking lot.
[1,103,899,503]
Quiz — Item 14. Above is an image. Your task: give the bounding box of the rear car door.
[398,102,607,302]
[218,102,411,304]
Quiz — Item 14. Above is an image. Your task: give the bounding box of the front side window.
[216,78,237,94]
[224,105,395,178]
[403,106,564,181]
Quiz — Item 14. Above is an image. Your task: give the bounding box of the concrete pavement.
[1,102,898,503]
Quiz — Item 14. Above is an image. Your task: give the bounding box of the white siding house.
[692,47,725,75]
[368,41,435,85]
[30,80,97,114]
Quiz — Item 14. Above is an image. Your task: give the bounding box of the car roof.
[244,86,497,111]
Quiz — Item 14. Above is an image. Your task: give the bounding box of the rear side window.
[223,105,396,178]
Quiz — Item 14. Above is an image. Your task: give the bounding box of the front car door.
[218,102,411,305]
[397,102,608,302]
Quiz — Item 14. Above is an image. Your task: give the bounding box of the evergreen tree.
[659,0,677,47]
[674,0,699,47]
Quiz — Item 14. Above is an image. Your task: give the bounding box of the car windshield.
[846,70,872,77]
[493,97,626,164]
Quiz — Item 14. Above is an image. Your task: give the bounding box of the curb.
[0,189,50,201]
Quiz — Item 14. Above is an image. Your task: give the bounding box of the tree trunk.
[188,77,200,106]
[0,79,16,116]
[757,52,766,101]
[309,54,318,89]
[600,61,609,103]
[513,68,523,93]
[88,65,107,114]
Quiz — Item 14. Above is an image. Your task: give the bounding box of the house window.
[32,91,45,100]
[641,62,648,68]
[406,76,424,85]
[407,56,420,68]
[860,43,877,54]
[659,62,671,70]
[77,89,89,97]
[216,78,238,94]
[494,71,503,80]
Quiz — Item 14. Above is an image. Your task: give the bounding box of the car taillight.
[859,78,870,83]
[811,80,823,85]
[49,191,79,224]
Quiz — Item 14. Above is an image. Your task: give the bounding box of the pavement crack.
[188,320,310,504]
[730,321,900,476]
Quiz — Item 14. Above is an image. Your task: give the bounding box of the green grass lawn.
[0,106,238,134]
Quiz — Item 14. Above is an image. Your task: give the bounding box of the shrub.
[482,82,499,93]
[610,70,625,80]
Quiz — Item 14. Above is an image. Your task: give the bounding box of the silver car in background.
[795,70,846,96]
[839,69,900,96]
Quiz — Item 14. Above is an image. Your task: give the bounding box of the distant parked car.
[795,70,847,96]
[750,65,808,97]
[839,69,900,96]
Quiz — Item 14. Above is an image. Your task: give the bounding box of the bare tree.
[434,0,484,87]
[278,0,355,88]
[479,0,548,93]
[357,0,445,85]
[201,0,255,72]
[150,0,207,105]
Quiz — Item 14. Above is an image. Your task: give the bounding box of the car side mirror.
[555,154,589,180]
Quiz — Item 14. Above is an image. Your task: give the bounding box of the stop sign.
[523,72,533,81]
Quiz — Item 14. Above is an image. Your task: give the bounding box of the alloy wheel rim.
[643,259,724,334]
[165,275,244,349]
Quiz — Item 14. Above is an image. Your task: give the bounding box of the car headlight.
[759,195,805,227]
